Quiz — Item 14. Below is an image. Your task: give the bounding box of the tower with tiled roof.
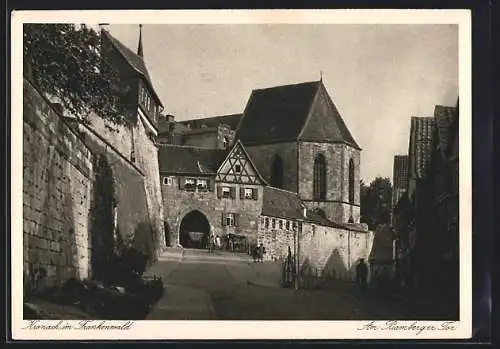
[97,25,166,250]
[234,80,361,225]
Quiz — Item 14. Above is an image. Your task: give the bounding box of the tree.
[23,24,127,129]
[360,177,393,230]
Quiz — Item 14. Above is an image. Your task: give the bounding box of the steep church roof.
[235,80,360,149]
[102,29,163,108]
[158,145,227,175]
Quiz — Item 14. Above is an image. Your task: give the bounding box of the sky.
[108,24,458,183]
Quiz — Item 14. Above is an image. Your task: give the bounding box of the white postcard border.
[11,9,472,340]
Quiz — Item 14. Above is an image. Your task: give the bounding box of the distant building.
[391,155,409,226]
[393,102,459,300]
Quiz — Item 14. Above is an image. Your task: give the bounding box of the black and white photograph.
[11,10,472,340]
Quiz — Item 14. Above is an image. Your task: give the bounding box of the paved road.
[145,248,457,320]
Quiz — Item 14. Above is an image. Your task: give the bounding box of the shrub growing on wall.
[90,154,117,282]
[23,24,127,129]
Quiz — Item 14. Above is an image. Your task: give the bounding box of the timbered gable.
[216,140,266,185]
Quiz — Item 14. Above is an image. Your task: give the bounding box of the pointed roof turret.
[101,26,163,108]
[137,24,144,57]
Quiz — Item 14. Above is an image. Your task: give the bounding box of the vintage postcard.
[11,9,472,340]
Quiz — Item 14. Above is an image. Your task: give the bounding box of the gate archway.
[179,210,210,249]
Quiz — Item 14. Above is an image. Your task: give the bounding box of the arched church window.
[313,154,327,200]
[270,154,284,188]
[349,158,355,204]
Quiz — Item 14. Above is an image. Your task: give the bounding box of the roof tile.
[158,145,227,175]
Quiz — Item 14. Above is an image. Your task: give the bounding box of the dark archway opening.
[270,154,284,188]
[179,210,210,249]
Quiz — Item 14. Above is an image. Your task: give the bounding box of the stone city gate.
[178,210,211,249]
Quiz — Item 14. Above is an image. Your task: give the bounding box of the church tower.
[235,79,361,225]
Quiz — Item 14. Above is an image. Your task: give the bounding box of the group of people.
[206,234,222,253]
[206,234,235,253]
[251,243,266,263]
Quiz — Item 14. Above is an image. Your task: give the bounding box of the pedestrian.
[208,234,214,253]
[258,243,265,262]
[215,235,221,250]
[252,244,258,263]
[356,258,368,291]
[229,238,234,252]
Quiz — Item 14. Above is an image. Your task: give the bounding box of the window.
[265,218,269,229]
[244,188,253,199]
[224,213,235,227]
[279,220,283,230]
[286,221,290,231]
[270,155,284,188]
[185,178,196,191]
[349,159,355,204]
[272,219,276,229]
[293,222,297,231]
[197,179,208,191]
[222,136,230,149]
[163,176,172,186]
[222,186,231,198]
[313,154,327,200]
[235,164,242,173]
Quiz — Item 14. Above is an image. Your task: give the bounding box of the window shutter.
[252,188,258,200]
[221,213,226,226]
[235,213,240,227]
[240,187,245,199]
[209,177,215,192]
[231,187,236,199]
[178,177,185,189]
[217,186,222,198]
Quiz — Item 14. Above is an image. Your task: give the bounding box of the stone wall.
[160,175,218,246]
[134,109,166,254]
[85,113,134,162]
[23,78,94,290]
[298,142,361,224]
[256,216,296,261]
[257,215,374,281]
[245,142,298,192]
[72,123,152,250]
[160,175,263,246]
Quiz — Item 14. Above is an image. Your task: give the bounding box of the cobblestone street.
[144,248,458,320]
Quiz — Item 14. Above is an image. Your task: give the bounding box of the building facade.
[393,103,459,300]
